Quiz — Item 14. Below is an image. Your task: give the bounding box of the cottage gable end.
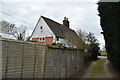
[31,17,55,39]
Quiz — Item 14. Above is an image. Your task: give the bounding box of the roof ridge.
[41,16,63,26]
[41,16,78,38]
[41,16,72,30]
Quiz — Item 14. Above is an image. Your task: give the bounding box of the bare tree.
[0,20,15,33]
[13,25,26,40]
[77,29,87,43]
[0,20,26,40]
[77,29,89,50]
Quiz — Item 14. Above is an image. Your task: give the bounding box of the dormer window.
[40,26,43,29]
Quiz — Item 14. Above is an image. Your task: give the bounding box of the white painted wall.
[56,38,64,44]
[31,17,56,42]
[56,38,77,48]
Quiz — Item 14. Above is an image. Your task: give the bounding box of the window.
[40,26,43,29]
[56,37,59,41]
[40,37,45,41]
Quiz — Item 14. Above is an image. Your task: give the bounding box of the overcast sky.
[0,0,105,49]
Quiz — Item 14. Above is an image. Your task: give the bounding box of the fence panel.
[1,39,89,79]
[44,48,55,78]
[2,40,9,78]
[34,45,46,78]
[22,44,35,78]
[6,41,23,78]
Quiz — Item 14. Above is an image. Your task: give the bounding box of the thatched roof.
[42,16,84,49]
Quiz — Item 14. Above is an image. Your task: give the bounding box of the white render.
[56,38,77,48]
[31,17,56,42]
[56,38,64,44]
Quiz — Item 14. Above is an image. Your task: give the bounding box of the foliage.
[83,54,91,64]
[52,43,64,47]
[26,36,31,41]
[98,2,120,69]
[86,32,100,60]
[86,32,98,44]
[77,30,100,60]
[88,43,100,60]
[77,30,100,61]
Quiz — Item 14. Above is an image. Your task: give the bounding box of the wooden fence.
[0,38,89,79]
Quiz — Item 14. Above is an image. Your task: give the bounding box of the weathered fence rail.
[0,38,89,79]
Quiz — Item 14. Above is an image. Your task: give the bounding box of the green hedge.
[98,2,120,70]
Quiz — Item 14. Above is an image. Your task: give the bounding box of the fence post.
[65,50,68,78]
[4,41,10,78]
[33,44,37,79]
[43,45,48,78]
[21,42,25,79]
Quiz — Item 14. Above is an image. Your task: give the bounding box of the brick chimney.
[63,17,69,28]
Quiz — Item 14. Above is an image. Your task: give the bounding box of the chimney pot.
[63,17,69,28]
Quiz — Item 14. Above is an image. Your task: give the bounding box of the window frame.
[39,37,45,42]
[40,26,43,29]
[56,37,59,41]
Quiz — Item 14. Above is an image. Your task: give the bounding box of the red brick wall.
[32,38,39,41]
[45,37,53,44]
[32,37,53,45]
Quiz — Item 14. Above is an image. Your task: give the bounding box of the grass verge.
[100,52,107,56]
[90,59,106,78]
